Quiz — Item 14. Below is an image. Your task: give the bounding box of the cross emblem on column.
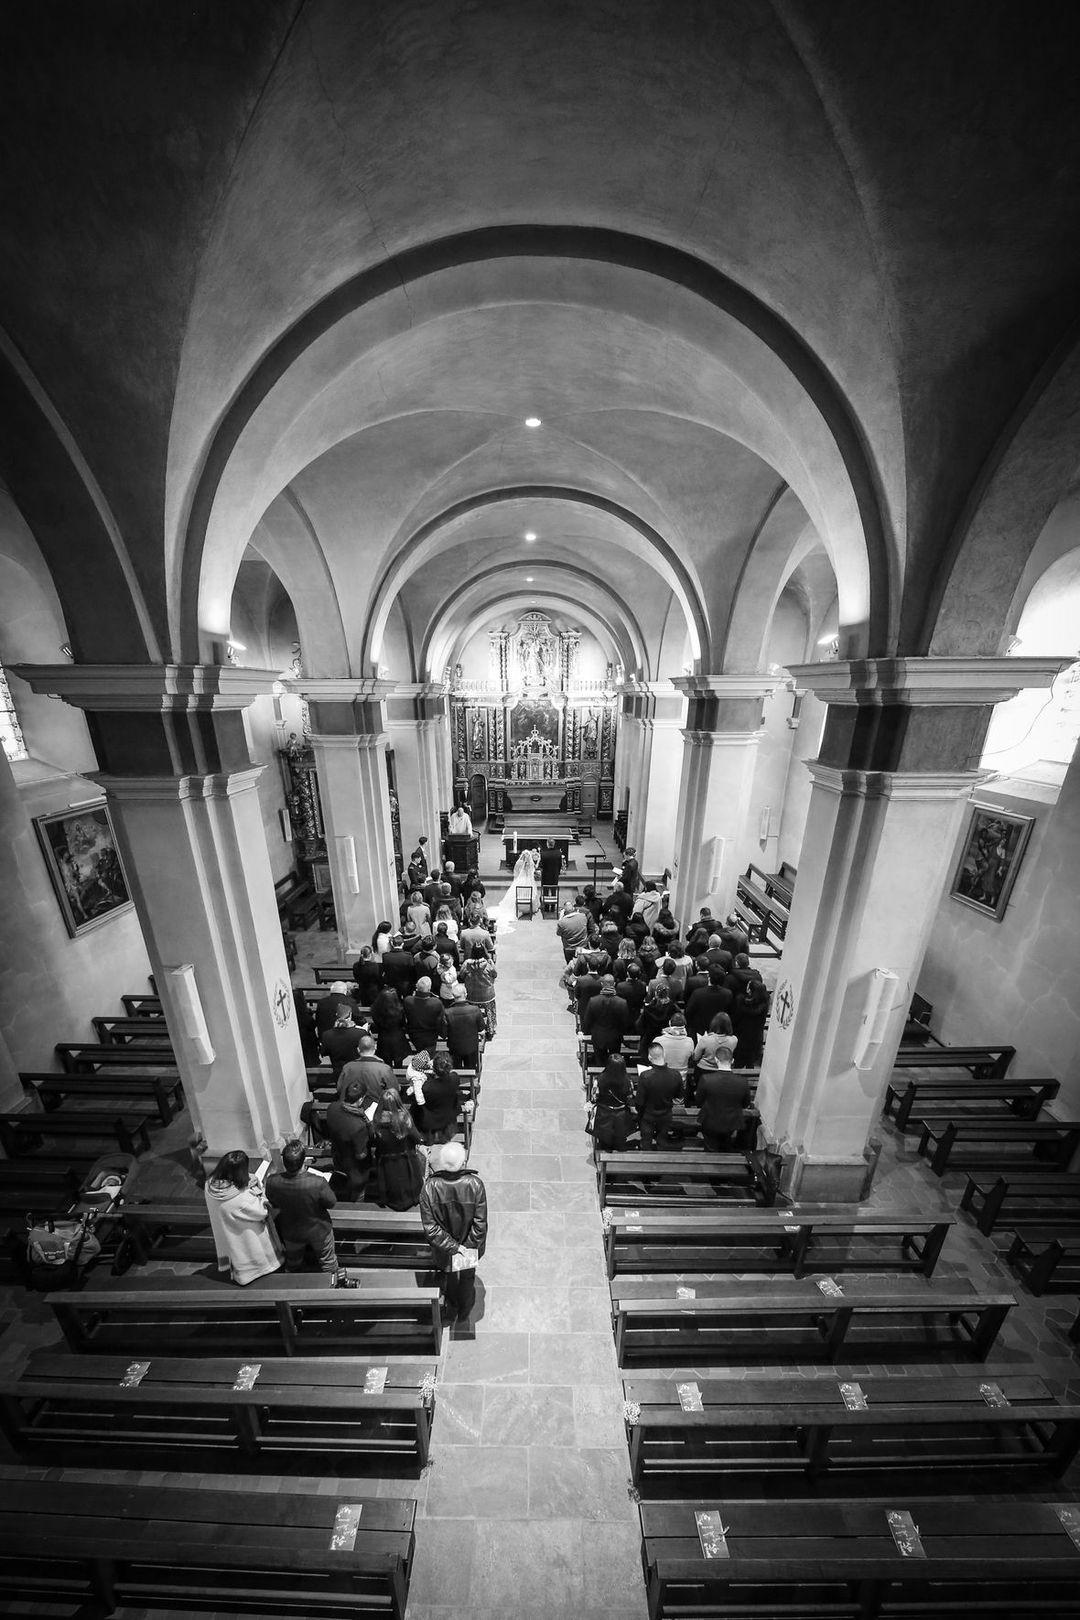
[272,980,292,1027]
[775,979,795,1029]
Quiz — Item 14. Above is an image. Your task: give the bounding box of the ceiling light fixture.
[525,576,534,582]
[524,416,542,428]
[524,531,537,542]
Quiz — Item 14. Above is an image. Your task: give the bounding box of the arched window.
[0,664,27,763]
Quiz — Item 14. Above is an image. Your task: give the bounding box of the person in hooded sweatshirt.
[204,1149,282,1285]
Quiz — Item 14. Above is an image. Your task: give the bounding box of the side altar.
[448,612,618,821]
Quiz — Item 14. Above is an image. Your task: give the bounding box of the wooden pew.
[609,1276,1016,1365]
[960,1169,1080,1235]
[314,962,358,983]
[275,868,320,930]
[22,1068,183,1126]
[120,993,163,1016]
[120,1201,433,1270]
[918,1116,1080,1175]
[884,1074,1059,1129]
[0,1161,83,1212]
[640,1498,1080,1620]
[597,1149,758,1207]
[0,1471,415,1620]
[0,1351,437,1473]
[624,1373,1075,1490]
[0,1107,152,1159]
[91,1014,174,1047]
[55,1040,179,1072]
[729,895,771,951]
[48,1272,443,1357]
[893,1041,1015,1077]
[737,864,788,948]
[603,1208,953,1279]
[1005,1228,1080,1294]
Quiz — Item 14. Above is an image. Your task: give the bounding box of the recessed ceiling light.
[524,531,537,542]
[525,576,534,582]
[524,416,542,428]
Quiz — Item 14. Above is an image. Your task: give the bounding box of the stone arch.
[177,226,892,663]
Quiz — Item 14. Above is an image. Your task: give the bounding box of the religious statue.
[472,712,485,757]
[582,709,600,758]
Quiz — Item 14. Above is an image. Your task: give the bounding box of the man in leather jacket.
[419,1142,487,1322]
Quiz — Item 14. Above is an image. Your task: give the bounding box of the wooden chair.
[515,884,535,918]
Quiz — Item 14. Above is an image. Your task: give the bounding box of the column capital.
[805,762,987,801]
[673,673,777,735]
[308,731,390,751]
[10,662,284,711]
[389,681,449,700]
[286,677,397,702]
[787,656,1072,706]
[672,673,781,700]
[93,768,266,801]
[681,728,765,747]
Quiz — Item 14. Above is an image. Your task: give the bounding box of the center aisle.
[405,895,648,1619]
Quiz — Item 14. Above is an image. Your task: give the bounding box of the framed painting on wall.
[949,804,1034,922]
[33,800,133,937]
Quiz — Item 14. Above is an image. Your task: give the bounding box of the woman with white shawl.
[492,845,542,931]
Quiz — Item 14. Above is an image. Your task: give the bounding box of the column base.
[787,1146,880,1204]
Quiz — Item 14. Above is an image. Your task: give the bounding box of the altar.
[505,783,566,812]
[503,823,576,867]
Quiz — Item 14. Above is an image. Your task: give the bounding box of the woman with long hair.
[491,844,542,932]
[203,1150,282,1285]
[371,919,394,960]
[691,1010,736,1073]
[370,1088,425,1209]
[592,1054,635,1151]
[461,941,498,1039]
[369,984,413,1066]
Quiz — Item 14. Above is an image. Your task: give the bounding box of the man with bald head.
[404,974,446,1052]
[336,1034,394,1103]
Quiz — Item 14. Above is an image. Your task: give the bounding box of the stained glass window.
[0,665,27,762]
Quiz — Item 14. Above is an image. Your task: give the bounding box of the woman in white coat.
[204,1150,283,1285]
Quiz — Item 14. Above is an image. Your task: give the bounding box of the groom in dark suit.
[539,838,563,889]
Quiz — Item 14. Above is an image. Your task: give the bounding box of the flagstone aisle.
[404,897,648,1619]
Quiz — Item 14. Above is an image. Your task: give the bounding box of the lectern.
[443,832,480,872]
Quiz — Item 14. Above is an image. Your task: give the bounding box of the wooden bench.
[314,963,358,984]
[609,1276,1016,1365]
[884,1074,1059,1128]
[894,1041,1015,1077]
[0,1350,437,1474]
[0,1107,152,1159]
[738,864,788,946]
[729,895,771,950]
[22,1067,183,1126]
[1005,1228,1080,1294]
[597,1150,758,1207]
[275,869,320,930]
[120,993,163,1016]
[0,1471,415,1620]
[960,1169,1080,1235]
[603,1208,953,1279]
[91,1014,174,1047]
[49,1272,443,1357]
[918,1116,1080,1176]
[624,1373,1076,1490]
[120,1201,434,1270]
[0,1161,83,1212]
[640,1497,1080,1620]
[55,1040,180,1072]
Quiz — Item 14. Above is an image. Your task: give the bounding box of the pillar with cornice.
[385,682,453,861]
[670,674,778,919]
[756,656,1071,1201]
[293,679,400,952]
[13,662,309,1155]
[621,679,684,877]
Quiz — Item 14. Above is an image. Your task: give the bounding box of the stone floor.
[1,879,1078,1615]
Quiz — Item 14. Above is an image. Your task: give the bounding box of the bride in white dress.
[492,846,542,931]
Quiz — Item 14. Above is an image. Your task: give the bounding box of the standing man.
[323,1081,374,1201]
[265,1139,345,1282]
[556,894,593,961]
[582,973,631,1063]
[448,802,473,835]
[620,846,641,895]
[444,983,486,1072]
[404,975,447,1052]
[539,837,563,894]
[337,1034,394,1103]
[635,1039,684,1150]
[420,1141,488,1324]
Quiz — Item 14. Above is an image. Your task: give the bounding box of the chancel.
[2,3,1080,1615]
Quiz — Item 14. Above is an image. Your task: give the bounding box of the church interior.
[2,2,1080,1614]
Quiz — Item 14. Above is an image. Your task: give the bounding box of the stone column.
[12,662,309,1154]
[755,656,1071,1201]
[670,675,778,920]
[385,683,453,858]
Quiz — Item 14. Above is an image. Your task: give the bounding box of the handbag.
[584,1105,597,1137]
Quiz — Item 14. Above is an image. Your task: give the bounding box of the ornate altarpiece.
[448,612,618,817]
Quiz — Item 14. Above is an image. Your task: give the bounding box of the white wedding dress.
[491,847,542,932]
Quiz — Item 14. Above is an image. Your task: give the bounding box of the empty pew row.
[22,1067,184,1125]
[918,1116,1080,1176]
[597,1150,762,1207]
[603,1208,954,1279]
[0,1106,153,1159]
[609,1276,1016,1366]
[960,1169,1080,1235]
[120,1202,433,1270]
[0,1352,436,1474]
[1006,1228,1080,1295]
[91,1015,174,1046]
[893,1041,1015,1077]
[49,1273,443,1357]
[55,1041,179,1072]
[884,1074,1059,1129]
[640,1498,1080,1620]
[0,1470,415,1620]
[623,1372,1078,1490]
